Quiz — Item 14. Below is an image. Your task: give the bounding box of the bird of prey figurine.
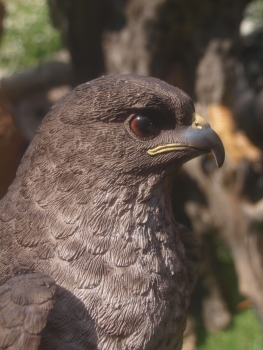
[0,74,224,350]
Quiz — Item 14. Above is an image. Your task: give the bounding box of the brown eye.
[130,115,156,137]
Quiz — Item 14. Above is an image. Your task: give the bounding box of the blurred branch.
[242,198,263,222]
[0,52,73,102]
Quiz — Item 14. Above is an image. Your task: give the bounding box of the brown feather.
[0,74,222,350]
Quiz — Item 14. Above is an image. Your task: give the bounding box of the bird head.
[38,74,224,182]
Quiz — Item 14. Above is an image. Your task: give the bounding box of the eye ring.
[130,115,157,138]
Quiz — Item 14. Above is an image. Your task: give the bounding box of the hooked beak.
[147,114,225,167]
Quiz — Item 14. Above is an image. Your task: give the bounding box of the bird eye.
[130,115,156,137]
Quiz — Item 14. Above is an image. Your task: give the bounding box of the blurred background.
[0,0,263,349]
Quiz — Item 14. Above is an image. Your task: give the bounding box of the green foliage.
[197,309,263,350]
[0,0,62,73]
[246,0,263,19]
[244,0,263,28]
[213,236,243,312]
[197,236,263,350]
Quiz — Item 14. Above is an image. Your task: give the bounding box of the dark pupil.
[131,115,155,137]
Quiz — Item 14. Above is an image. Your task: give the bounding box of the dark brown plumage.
[0,74,224,350]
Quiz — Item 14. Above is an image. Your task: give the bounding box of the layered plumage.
[0,74,224,350]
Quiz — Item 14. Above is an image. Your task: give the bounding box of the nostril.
[193,114,210,130]
[195,122,203,130]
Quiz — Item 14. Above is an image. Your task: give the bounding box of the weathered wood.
[185,38,263,322]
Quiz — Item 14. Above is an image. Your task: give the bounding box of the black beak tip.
[211,136,225,168]
[212,148,225,168]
